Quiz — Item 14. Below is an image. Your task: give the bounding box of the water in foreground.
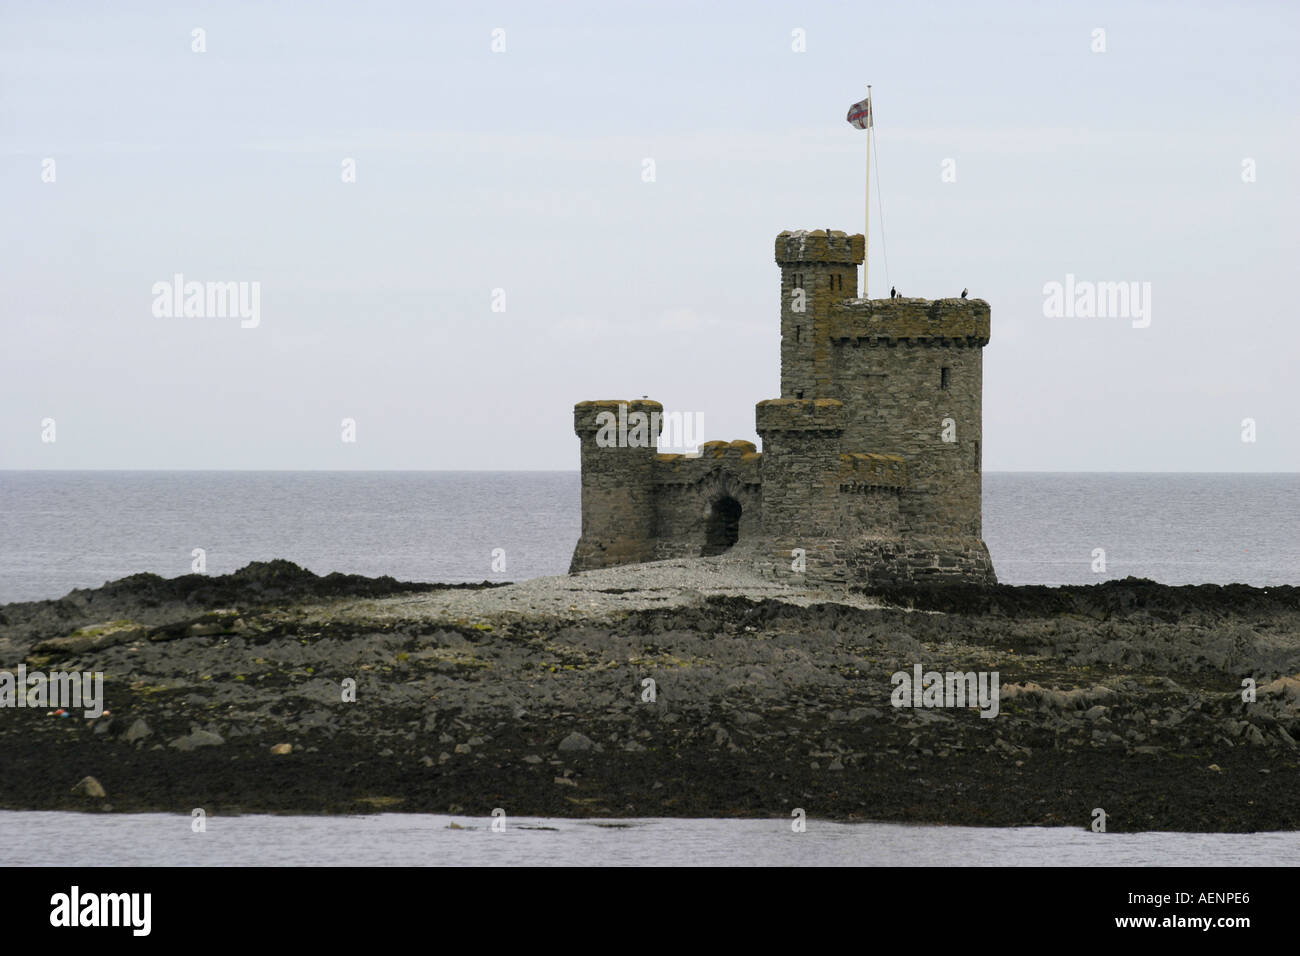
[8,812,1295,866]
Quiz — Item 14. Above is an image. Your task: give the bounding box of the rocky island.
[1,557,1298,832]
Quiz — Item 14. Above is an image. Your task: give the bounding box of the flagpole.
[864,85,871,300]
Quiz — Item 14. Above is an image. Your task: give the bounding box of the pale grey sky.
[2,0,1297,470]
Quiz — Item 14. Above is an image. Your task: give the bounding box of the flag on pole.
[846,95,872,130]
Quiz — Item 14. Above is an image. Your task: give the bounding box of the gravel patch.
[310,552,885,627]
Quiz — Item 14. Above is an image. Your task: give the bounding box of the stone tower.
[570,399,662,571]
[568,228,995,586]
[757,229,995,584]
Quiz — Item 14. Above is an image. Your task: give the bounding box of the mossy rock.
[32,620,147,658]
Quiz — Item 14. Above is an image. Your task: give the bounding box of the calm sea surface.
[3,471,1298,863]
[0,471,1297,605]
[2,812,1294,867]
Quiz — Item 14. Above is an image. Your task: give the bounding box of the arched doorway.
[703,496,742,555]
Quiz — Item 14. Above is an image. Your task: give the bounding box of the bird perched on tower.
[890,286,897,299]
[961,288,968,299]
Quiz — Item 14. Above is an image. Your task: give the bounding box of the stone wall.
[837,456,906,536]
[830,333,984,538]
[650,441,761,559]
[833,536,995,586]
[753,535,997,587]
[831,296,991,344]
[755,398,846,540]
[569,399,662,572]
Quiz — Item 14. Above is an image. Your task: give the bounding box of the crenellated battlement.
[654,441,761,487]
[839,452,907,490]
[754,398,845,433]
[774,230,865,266]
[832,298,990,345]
[695,439,759,459]
[573,399,664,436]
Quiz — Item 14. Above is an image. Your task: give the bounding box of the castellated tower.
[570,400,663,572]
[758,229,995,584]
[568,228,996,586]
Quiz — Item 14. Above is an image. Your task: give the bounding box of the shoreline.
[1,559,1298,831]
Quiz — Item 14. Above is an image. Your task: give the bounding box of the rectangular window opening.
[941,367,951,389]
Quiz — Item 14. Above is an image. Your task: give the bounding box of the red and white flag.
[846,95,872,130]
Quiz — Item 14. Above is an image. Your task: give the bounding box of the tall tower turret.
[569,399,662,572]
[775,230,864,399]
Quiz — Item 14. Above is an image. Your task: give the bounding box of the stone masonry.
[569,229,996,586]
